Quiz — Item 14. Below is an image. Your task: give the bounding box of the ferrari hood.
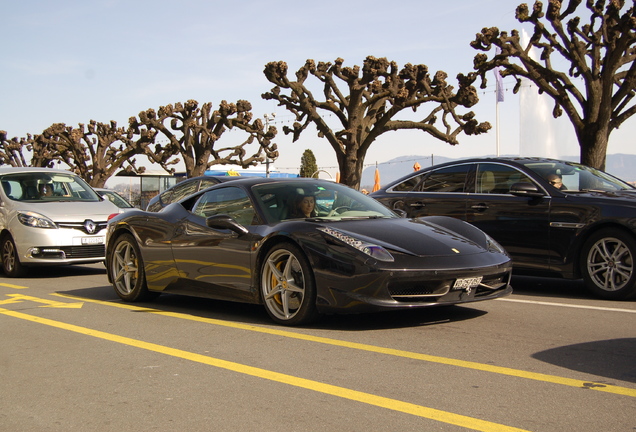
[318,218,487,257]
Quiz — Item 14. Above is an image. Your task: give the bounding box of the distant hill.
[360,154,636,190]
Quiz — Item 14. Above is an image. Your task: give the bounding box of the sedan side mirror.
[509,182,545,198]
[206,214,249,235]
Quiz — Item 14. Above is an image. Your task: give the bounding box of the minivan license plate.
[81,236,104,245]
[453,276,482,290]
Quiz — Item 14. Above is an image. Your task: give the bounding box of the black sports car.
[371,157,636,300]
[106,178,512,325]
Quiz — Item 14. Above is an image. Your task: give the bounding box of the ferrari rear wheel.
[109,233,157,302]
[581,228,636,300]
[260,243,319,326]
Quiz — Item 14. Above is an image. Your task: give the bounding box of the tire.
[1,234,26,277]
[260,243,319,326]
[109,233,157,302]
[580,228,636,300]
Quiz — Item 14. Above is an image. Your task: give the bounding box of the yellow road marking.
[53,292,636,398]
[0,283,28,289]
[8,294,84,308]
[0,306,528,432]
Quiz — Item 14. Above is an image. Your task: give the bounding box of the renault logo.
[84,220,96,234]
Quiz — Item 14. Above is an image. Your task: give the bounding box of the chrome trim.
[550,222,586,229]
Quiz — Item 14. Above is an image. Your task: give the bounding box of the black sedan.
[106,178,512,325]
[371,157,636,300]
[146,175,235,212]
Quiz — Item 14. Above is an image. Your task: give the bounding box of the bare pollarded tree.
[262,56,491,189]
[0,131,30,167]
[134,99,279,178]
[472,0,636,170]
[32,121,152,187]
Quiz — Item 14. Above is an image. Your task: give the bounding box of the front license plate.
[453,276,483,290]
[81,236,105,245]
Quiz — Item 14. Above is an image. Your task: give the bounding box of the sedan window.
[417,165,470,193]
[476,163,535,194]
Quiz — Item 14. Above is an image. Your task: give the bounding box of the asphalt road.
[1,264,634,432]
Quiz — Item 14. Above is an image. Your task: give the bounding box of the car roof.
[0,166,80,175]
[197,177,335,188]
[380,157,575,187]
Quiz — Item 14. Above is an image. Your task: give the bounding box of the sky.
[2,0,635,185]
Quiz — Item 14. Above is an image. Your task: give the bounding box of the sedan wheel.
[581,229,636,300]
[109,234,156,302]
[260,243,319,326]
[1,235,25,277]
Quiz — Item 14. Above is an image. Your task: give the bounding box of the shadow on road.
[532,338,636,384]
[1,263,106,279]
[57,285,489,331]
[510,275,593,300]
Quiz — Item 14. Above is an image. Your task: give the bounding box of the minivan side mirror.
[509,182,545,198]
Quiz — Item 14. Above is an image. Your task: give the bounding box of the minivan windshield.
[0,172,101,202]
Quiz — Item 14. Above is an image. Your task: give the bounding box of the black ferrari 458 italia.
[106,178,512,325]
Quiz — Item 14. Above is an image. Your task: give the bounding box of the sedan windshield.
[252,181,396,223]
[519,160,634,192]
[1,172,101,202]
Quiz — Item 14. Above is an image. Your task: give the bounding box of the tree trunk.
[336,147,365,190]
[578,124,609,172]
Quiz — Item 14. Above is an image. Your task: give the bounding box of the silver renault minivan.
[0,167,120,277]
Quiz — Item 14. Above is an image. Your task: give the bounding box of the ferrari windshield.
[252,180,396,223]
[0,172,101,202]
[519,160,634,192]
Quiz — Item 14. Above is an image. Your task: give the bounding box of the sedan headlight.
[17,211,57,229]
[318,227,394,262]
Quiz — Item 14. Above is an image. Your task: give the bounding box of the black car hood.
[316,217,486,257]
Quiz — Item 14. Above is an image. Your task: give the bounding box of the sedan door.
[169,186,258,303]
[386,163,473,219]
[465,163,552,272]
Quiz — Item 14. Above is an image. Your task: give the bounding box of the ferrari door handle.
[409,202,425,208]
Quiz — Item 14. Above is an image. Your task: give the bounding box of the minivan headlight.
[17,211,57,229]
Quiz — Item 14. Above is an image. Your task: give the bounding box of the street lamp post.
[263,113,275,178]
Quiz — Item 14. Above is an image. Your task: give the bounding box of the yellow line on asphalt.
[53,292,636,398]
[0,306,528,432]
[0,283,28,289]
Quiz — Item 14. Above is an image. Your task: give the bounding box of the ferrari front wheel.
[109,233,157,302]
[260,243,319,326]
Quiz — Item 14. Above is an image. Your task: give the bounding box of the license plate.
[453,276,483,290]
[81,236,104,245]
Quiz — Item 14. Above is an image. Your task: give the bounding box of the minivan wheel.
[1,235,26,278]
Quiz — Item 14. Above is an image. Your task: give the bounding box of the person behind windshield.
[38,183,54,197]
[546,173,566,190]
[290,194,317,218]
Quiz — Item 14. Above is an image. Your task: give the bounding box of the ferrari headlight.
[17,211,57,229]
[318,227,394,262]
[485,234,506,254]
